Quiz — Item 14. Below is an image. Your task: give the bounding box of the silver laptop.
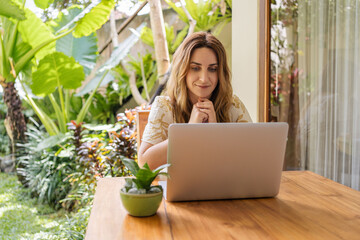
[163,122,288,202]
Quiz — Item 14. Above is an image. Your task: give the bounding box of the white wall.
[232,0,258,122]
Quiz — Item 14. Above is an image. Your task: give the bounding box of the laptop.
[162,122,288,202]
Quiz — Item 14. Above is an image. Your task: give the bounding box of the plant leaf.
[140,26,154,48]
[22,94,59,135]
[31,52,85,96]
[18,9,55,60]
[51,6,98,75]
[76,23,145,96]
[75,69,108,123]
[73,0,115,38]
[0,31,10,80]
[153,163,171,174]
[158,172,170,179]
[98,23,145,72]
[48,94,67,133]
[75,70,113,96]
[122,158,140,176]
[171,25,188,53]
[35,132,71,151]
[34,0,54,9]
[164,0,187,23]
[0,0,26,20]
[134,169,156,190]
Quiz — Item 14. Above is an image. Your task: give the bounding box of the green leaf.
[52,6,98,75]
[171,25,188,53]
[140,26,154,48]
[134,169,156,190]
[165,23,175,51]
[18,9,55,60]
[164,0,187,23]
[0,32,10,79]
[0,0,26,20]
[34,0,54,9]
[2,16,18,60]
[31,52,85,96]
[48,94,67,133]
[122,158,140,176]
[76,71,113,96]
[23,95,59,135]
[76,23,145,96]
[59,0,115,38]
[76,70,108,123]
[153,163,171,174]
[35,132,70,151]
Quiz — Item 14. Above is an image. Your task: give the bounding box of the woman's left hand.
[196,98,217,123]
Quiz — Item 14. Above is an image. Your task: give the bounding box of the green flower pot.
[120,189,163,217]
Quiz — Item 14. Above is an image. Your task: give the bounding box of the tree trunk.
[148,0,170,85]
[109,10,118,47]
[1,81,27,183]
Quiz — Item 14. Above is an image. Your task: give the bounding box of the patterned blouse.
[142,95,253,145]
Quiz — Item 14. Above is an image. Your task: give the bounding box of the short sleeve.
[142,96,174,145]
[230,95,253,123]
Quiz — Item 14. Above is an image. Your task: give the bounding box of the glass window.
[270,0,360,190]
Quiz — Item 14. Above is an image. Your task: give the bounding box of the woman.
[138,32,252,169]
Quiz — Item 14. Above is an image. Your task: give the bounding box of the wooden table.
[85,171,360,240]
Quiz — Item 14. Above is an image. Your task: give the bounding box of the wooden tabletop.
[85,171,360,240]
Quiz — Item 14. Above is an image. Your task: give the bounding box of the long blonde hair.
[166,32,233,123]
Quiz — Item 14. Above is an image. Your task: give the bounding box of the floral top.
[142,95,253,145]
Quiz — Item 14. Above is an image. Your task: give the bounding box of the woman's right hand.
[189,102,209,123]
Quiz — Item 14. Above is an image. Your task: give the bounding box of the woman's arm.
[138,139,168,170]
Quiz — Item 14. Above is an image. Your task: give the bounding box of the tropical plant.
[17,122,75,209]
[121,158,170,194]
[0,0,116,155]
[141,23,189,56]
[164,0,232,35]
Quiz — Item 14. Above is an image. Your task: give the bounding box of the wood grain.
[85,178,171,240]
[85,171,360,240]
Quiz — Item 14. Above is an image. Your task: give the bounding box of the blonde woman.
[138,32,252,169]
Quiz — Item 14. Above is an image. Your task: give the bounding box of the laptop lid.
[165,122,288,202]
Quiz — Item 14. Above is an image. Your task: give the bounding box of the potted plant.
[120,158,170,217]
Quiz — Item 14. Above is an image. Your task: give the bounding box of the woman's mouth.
[196,85,210,88]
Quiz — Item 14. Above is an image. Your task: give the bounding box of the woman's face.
[186,47,218,104]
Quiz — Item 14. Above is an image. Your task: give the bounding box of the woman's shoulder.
[231,94,245,110]
[229,94,253,122]
[152,96,172,112]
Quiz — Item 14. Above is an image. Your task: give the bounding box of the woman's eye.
[208,68,217,72]
[191,67,200,71]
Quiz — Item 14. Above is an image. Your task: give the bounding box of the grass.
[0,172,68,240]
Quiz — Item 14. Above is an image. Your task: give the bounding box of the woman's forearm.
[138,140,168,170]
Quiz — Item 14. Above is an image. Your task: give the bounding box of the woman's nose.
[199,70,208,82]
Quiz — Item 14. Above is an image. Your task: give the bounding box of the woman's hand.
[188,98,217,123]
[189,100,209,123]
[195,98,217,123]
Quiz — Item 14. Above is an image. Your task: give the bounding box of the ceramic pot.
[120,189,163,217]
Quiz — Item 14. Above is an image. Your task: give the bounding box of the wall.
[232,0,259,122]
